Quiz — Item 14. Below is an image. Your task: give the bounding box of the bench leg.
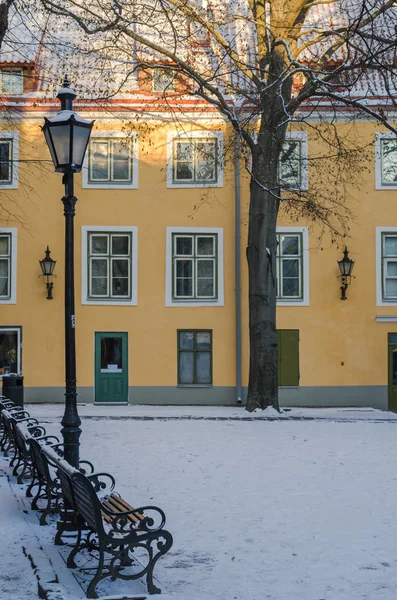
[67,516,83,568]
[86,545,105,599]
[146,531,173,595]
[26,470,39,497]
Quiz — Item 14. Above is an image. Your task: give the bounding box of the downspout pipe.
[234,131,242,404]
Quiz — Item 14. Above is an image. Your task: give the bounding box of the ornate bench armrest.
[102,502,166,533]
[78,460,95,475]
[27,425,47,438]
[87,472,116,495]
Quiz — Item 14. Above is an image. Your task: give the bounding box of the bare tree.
[37,0,397,411]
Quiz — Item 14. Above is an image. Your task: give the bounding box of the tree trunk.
[245,151,280,412]
[0,1,14,51]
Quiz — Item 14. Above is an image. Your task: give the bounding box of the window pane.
[112,141,131,181]
[0,330,18,373]
[0,142,11,182]
[175,237,193,256]
[282,259,299,278]
[197,279,214,296]
[386,262,397,277]
[112,277,129,296]
[179,352,194,384]
[101,337,122,370]
[176,162,193,181]
[381,140,397,184]
[279,141,301,188]
[0,236,9,255]
[91,278,108,296]
[176,259,193,296]
[112,235,129,255]
[196,332,211,349]
[384,236,397,256]
[197,236,214,256]
[112,259,129,278]
[197,260,214,278]
[179,331,194,349]
[282,278,300,297]
[195,141,216,181]
[176,142,193,162]
[386,279,397,297]
[91,235,108,255]
[90,141,109,181]
[281,236,299,255]
[196,352,211,384]
[91,259,107,276]
[0,259,9,297]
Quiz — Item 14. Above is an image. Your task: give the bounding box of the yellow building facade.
[0,73,397,409]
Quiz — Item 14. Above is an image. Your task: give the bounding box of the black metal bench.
[61,468,173,598]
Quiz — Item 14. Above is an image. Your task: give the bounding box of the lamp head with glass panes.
[42,76,94,173]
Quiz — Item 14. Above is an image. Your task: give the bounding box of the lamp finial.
[63,75,71,88]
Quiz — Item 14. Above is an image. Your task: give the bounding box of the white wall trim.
[0,227,17,304]
[283,131,309,191]
[376,315,397,322]
[166,130,224,188]
[81,226,138,306]
[0,131,19,190]
[276,226,310,307]
[375,132,397,190]
[82,131,138,190]
[166,226,224,307]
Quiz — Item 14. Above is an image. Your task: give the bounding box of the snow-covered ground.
[2,405,397,599]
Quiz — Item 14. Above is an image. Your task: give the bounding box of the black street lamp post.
[42,77,94,468]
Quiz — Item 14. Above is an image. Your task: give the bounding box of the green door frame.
[94,332,128,404]
[388,333,397,412]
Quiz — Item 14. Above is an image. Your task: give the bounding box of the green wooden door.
[94,332,128,403]
[277,329,299,386]
[388,334,397,412]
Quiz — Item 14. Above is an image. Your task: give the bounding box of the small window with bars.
[380,139,397,186]
[178,330,212,385]
[173,233,217,300]
[88,232,132,300]
[276,233,303,300]
[152,69,175,92]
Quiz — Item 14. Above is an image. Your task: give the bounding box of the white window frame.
[82,226,138,306]
[375,227,397,306]
[279,132,309,191]
[375,133,397,190]
[0,132,18,190]
[0,326,22,378]
[276,227,309,306]
[166,227,224,306]
[166,130,224,188]
[82,131,138,190]
[0,228,17,305]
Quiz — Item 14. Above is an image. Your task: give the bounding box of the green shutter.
[277,329,299,386]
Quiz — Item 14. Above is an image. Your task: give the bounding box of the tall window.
[152,68,175,92]
[379,138,397,186]
[88,232,132,300]
[173,138,218,184]
[279,140,303,189]
[276,233,303,300]
[0,234,11,299]
[0,140,12,184]
[382,233,397,300]
[0,69,23,95]
[173,233,217,300]
[178,330,212,385]
[88,139,133,184]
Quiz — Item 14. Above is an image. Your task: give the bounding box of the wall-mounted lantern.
[39,246,56,299]
[337,246,355,300]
